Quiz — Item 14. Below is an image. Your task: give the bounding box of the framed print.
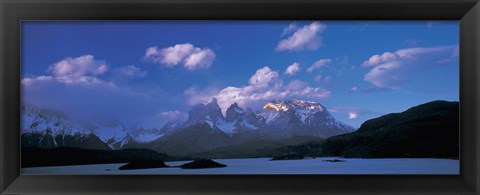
[1,0,479,194]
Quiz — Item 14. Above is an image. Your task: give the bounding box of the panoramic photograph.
[21,21,459,174]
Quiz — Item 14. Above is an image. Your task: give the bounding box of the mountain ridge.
[21,98,357,156]
[21,100,459,160]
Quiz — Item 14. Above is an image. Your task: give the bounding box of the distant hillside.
[320,100,459,159]
[191,135,325,159]
[21,147,184,168]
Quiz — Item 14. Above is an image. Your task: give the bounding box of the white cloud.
[186,66,331,114]
[248,66,280,88]
[329,107,382,120]
[362,52,398,67]
[348,113,358,119]
[21,75,54,86]
[184,86,220,106]
[160,110,188,121]
[184,48,216,70]
[144,43,215,70]
[276,22,326,51]
[284,62,301,76]
[363,45,458,89]
[281,23,298,36]
[46,55,108,85]
[23,55,111,86]
[349,86,358,93]
[307,58,332,72]
[117,65,147,78]
[145,44,193,66]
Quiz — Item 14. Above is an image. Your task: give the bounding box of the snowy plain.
[22,157,459,175]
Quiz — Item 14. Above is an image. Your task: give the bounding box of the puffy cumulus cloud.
[363,45,459,89]
[116,65,147,78]
[184,49,216,70]
[362,52,398,67]
[307,58,332,73]
[186,66,331,114]
[48,55,108,84]
[276,22,326,51]
[22,55,110,86]
[145,44,193,66]
[144,43,215,70]
[284,62,301,76]
[248,66,280,88]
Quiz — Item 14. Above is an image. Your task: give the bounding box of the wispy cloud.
[349,86,358,93]
[144,43,216,70]
[362,45,459,89]
[329,107,383,120]
[350,21,377,31]
[281,23,298,36]
[116,65,147,78]
[276,22,326,51]
[362,86,391,93]
[306,58,332,73]
[284,62,301,76]
[336,55,350,66]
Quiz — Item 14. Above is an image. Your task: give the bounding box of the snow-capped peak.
[21,105,89,136]
[225,102,246,122]
[184,98,225,127]
[263,100,291,112]
[287,99,324,111]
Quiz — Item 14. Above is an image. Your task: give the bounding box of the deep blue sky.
[21,21,459,128]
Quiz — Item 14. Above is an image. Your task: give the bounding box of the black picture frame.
[1,0,479,194]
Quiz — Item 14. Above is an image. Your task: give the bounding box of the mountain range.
[21,98,353,156]
[21,99,459,161]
